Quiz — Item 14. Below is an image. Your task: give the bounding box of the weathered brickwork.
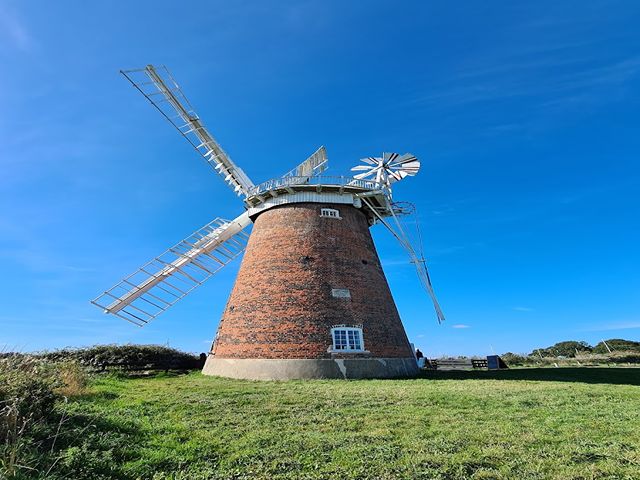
[211,202,414,359]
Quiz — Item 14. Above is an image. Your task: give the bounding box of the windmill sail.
[358,196,445,323]
[120,65,255,197]
[282,146,328,178]
[91,213,251,326]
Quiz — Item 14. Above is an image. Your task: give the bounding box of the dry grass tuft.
[54,362,88,398]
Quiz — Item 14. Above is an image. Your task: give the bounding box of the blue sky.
[1,1,639,357]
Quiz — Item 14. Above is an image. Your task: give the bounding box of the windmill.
[91,65,444,380]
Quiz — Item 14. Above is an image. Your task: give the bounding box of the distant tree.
[530,341,592,358]
[592,339,640,354]
[530,348,544,358]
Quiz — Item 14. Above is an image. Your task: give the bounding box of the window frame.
[330,326,365,352]
[320,208,342,219]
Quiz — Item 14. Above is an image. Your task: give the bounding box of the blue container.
[487,355,500,370]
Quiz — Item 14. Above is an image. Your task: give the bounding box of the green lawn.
[53,368,640,479]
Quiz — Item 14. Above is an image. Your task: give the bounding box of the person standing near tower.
[415,348,425,368]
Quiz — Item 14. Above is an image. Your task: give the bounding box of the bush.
[0,355,58,420]
[592,339,640,354]
[531,341,592,358]
[38,344,202,372]
[1,356,58,477]
[500,352,529,366]
[599,351,640,364]
[0,355,89,478]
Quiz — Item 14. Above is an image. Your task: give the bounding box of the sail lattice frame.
[120,65,254,196]
[91,216,250,326]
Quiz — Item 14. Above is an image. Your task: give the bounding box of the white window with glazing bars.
[331,326,364,352]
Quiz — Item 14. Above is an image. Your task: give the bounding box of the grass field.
[51,368,640,479]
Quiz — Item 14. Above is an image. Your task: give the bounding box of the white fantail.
[350,153,420,188]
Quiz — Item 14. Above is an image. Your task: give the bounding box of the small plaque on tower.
[331,288,351,299]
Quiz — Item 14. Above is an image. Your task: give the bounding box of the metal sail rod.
[92,212,252,319]
[110,213,249,312]
[388,207,445,324]
[360,196,445,323]
[120,65,255,197]
[144,65,254,194]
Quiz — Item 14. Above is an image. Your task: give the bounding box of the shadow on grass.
[419,367,640,386]
[95,369,195,379]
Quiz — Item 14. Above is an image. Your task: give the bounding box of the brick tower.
[202,199,419,380]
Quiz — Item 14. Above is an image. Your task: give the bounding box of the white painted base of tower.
[202,356,420,380]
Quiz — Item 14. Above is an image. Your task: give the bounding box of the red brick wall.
[212,202,414,359]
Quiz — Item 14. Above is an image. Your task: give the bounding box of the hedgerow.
[37,344,202,372]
